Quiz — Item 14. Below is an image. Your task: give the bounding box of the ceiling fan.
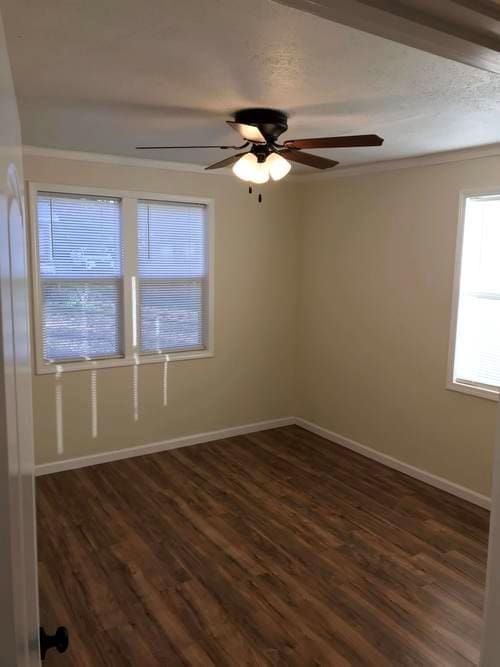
[137,108,384,184]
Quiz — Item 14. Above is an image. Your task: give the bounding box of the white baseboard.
[295,417,491,510]
[35,414,491,511]
[35,417,295,476]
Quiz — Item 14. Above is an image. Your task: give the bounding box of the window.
[137,200,208,354]
[30,184,214,373]
[37,192,123,362]
[449,193,500,400]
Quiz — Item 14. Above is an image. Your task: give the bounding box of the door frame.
[0,9,40,666]
[480,402,500,665]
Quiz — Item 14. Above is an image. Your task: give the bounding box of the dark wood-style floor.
[37,425,489,666]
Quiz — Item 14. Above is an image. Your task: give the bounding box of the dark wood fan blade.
[205,152,248,170]
[136,144,244,149]
[284,134,384,149]
[280,149,339,170]
[226,121,266,144]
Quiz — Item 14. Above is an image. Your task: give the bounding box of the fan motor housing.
[234,108,288,142]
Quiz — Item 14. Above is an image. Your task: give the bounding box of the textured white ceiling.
[3,0,500,172]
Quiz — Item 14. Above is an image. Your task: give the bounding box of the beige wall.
[297,157,500,497]
[25,152,499,498]
[24,154,300,464]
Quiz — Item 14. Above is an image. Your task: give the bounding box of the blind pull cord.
[163,353,170,407]
[133,353,140,422]
[90,360,98,438]
[55,365,64,455]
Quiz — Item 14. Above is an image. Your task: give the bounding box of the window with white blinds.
[137,200,208,353]
[31,184,213,373]
[36,192,123,362]
[452,194,500,396]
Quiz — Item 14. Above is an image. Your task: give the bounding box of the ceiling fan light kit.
[232,151,291,184]
[233,153,268,183]
[136,107,384,187]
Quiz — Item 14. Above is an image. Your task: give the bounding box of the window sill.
[35,350,214,375]
[447,380,499,402]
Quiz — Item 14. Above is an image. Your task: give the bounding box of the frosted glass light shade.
[251,161,270,184]
[267,153,291,181]
[232,153,256,181]
[232,153,270,184]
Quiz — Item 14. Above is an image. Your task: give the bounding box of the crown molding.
[291,143,500,182]
[22,145,232,176]
[23,142,500,183]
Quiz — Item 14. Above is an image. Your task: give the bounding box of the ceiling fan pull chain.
[246,185,262,202]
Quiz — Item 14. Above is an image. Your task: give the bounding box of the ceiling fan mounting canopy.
[232,108,289,143]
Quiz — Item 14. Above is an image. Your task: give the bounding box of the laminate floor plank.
[37,425,488,665]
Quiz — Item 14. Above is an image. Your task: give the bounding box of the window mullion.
[121,197,138,360]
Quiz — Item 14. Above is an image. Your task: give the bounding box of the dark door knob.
[40,626,69,660]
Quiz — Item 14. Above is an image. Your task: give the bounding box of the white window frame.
[447,188,500,402]
[28,182,215,375]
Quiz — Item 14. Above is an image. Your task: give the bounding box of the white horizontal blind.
[454,196,500,388]
[137,199,207,354]
[37,192,123,362]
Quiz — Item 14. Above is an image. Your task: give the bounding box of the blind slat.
[137,200,208,353]
[37,193,122,362]
[36,193,209,363]
[139,281,203,353]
